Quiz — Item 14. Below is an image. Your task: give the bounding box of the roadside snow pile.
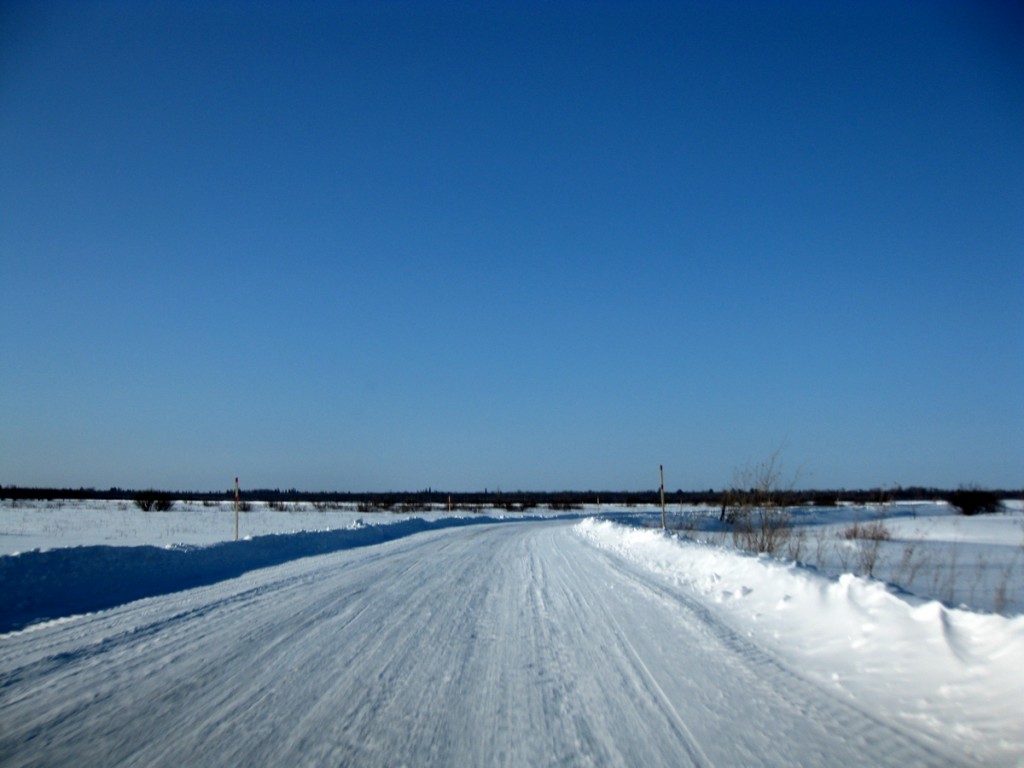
[0,516,513,635]
[616,500,1024,615]
[576,518,1024,765]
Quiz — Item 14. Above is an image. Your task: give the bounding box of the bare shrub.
[726,450,795,556]
[994,564,1016,614]
[134,491,174,512]
[357,499,395,513]
[741,506,792,556]
[994,542,1020,614]
[842,518,891,541]
[994,581,1009,614]
[942,543,960,604]
[838,513,890,577]
[893,542,926,588]
[835,540,853,572]
[670,508,702,534]
[812,527,830,569]
[859,544,881,577]
[926,541,961,603]
[947,488,1002,516]
[704,529,727,548]
[967,553,988,604]
[785,527,806,562]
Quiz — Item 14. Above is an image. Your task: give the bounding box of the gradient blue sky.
[2,1,1022,492]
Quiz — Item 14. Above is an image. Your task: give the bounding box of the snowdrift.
[575,518,1024,764]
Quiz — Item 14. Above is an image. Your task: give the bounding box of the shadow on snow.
[0,515,564,634]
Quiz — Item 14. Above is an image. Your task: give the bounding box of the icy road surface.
[1,521,968,766]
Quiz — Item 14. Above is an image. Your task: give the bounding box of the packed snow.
[1,499,1022,765]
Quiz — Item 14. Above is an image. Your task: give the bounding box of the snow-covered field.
[0,498,506,554]
[2,499,1023,765]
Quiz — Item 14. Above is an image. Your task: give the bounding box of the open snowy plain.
[1,499,1022,766]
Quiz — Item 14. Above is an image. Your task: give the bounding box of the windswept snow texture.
[1,502,1022,765]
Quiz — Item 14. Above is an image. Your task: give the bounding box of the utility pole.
[660,464,666,530]
[234,477,239,542]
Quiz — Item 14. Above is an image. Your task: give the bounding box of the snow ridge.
[575,518,1024,765]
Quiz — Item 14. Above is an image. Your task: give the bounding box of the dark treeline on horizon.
[2,485,1022,507]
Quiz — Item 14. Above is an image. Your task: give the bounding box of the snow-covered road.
[0,521,972,766]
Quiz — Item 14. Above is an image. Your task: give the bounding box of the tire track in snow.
[574,534,970,767]
[542,539,714,767]
[1,529,478,766]
[1,520,977,767]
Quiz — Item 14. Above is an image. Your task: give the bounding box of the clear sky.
[2,1,1022,493]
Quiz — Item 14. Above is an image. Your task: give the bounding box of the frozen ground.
[1,499,1022,765]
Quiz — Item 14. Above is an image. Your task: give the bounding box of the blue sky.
[2,1,1021,492]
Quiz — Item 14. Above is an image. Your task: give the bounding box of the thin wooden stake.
[660,465,666,530]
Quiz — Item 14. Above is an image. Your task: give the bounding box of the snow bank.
[0,516,517,635]
[576,518,1024,765]
[0,499,520,554]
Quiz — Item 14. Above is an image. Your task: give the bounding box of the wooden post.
[234,477,239,542]
[660,465,666,530]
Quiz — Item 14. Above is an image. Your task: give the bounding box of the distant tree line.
[2,484,1021,509]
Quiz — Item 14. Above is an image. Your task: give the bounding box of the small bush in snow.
[844,518,890,577]
[312,500,340,511]
[724,451,795,556]
[842,519,891,541]
[134,491,174,512]
[947,489,1002,516]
